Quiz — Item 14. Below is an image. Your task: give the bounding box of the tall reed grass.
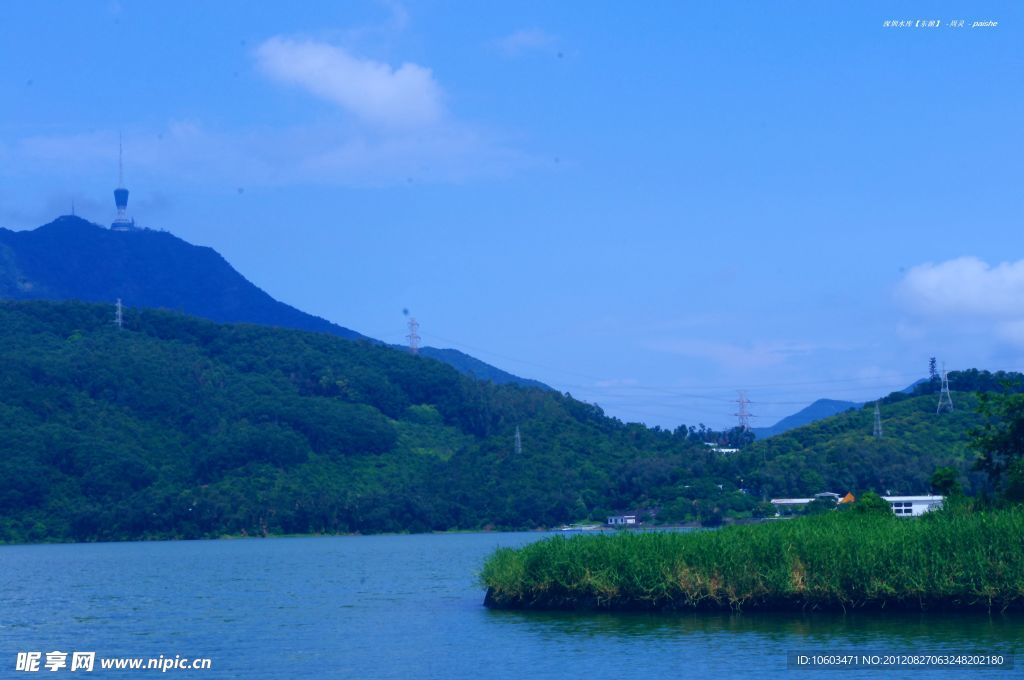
[481,507,1024,612]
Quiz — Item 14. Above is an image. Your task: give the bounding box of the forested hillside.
[0,300,750,543]
[2,301,1017,543]
[735,369,1024,499]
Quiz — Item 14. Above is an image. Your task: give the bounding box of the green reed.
[481,507,1024,612]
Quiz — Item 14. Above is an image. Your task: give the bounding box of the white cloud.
[254,36,443,129]
[897,256,1024,318]
[897,256,1024,348]
[493,29,557,56]
[5,28,538,192]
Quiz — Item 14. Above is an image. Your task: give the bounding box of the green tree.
[971,392,1024,501]
[930,466,962,497]
[853,491,891,515]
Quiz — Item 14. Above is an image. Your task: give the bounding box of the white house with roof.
[881,495,944,516]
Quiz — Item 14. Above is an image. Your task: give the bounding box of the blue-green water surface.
[0,532,1019,678]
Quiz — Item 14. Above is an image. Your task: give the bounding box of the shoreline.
[0,520,766,548]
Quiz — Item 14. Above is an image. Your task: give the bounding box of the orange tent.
[839,492,856,504]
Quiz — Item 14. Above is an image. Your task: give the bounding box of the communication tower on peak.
[514,425,522,455]
[114,298,124,330]
[873,403,883,438]
[111,133,136,231]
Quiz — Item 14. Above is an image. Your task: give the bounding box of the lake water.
[1,532,1019,678]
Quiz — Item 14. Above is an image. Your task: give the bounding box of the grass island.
[482,504,1024,613]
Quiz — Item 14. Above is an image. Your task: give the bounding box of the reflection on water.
[1,533,1019,679]
[487,607,1023,648]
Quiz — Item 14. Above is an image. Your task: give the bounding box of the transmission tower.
[937,363,954,414]
[514,425,522,455]
[873,403,883,439]
[734,391,753,431]
[114,298,123,330]
[406,316,420,355]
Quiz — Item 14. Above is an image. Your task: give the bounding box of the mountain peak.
[35,214,104,233]
[0,215,548,389]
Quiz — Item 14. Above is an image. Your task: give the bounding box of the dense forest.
[0,300,757,542]
[0,300,1017,543]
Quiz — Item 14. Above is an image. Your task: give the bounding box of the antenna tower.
[873,403,883,438]
[937,363,954,413]
[514,425,522,455]
[111,132,132,229]
[406,317,420,355]
[114,298,123,330]
[734,391,753,431]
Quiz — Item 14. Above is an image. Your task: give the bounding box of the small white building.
[770,497,813,511]
[607,515,638,526]
[770,492,841,512]
[882,495,943,517]
[702,442,739,454]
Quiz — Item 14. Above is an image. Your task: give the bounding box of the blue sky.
[1,1,1021,429]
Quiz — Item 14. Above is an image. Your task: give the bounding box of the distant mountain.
[751,379,932,440]
[0,216,548,389]
[752,398,861,439]
[901,378,928,394]
[416,347,550,390]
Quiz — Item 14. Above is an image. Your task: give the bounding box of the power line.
[363,324,956,425]
[420,329,927,395]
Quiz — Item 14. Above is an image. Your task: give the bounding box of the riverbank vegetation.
[481,503,1024,612]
